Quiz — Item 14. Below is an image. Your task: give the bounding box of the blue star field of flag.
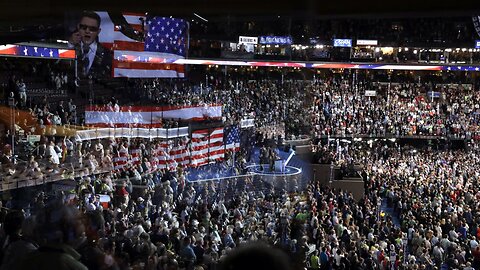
[17,46,60,58]
[145,17,188,57]
[225,125,240,151]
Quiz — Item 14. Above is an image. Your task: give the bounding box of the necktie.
[83,45,90,76]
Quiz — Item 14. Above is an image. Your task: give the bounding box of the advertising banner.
[258,36,292,45]
[333,39,352,48]
[356,39,378,46]
[238,36,258,44]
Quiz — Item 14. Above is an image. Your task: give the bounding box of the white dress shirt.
[81,41,98,72]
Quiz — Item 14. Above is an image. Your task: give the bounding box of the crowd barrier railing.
[75,127,189,141]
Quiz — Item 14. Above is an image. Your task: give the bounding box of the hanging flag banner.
[85,104,222,127]
[0,44,76,59]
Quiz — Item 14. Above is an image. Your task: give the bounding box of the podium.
[274,159,285,172]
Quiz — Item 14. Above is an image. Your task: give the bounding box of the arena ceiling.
[0,0,479,44]
[2,0,480,21]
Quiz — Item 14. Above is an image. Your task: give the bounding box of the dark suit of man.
[77,41,112,79]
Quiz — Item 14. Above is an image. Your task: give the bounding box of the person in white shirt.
[46,141,60,165]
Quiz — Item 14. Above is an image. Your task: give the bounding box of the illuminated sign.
[356,39,378,46]
[239,36,258,44]
[333,39,352,47]
[476,40,480,49]
[259,36,292,45]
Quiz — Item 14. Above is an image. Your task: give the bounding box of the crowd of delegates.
[2,88,480,269]
[0,134,256,193]
[3,56,480,143]
[312,139,480,270]
[110,74,480,140]
[28,97,78,128]
[124,78,311,137]
[358,142,480,270]
[3,61,480,270]
[310,78,480,139]
[0,133,305,270]
[5,135,480,269]
[0,130,376,270]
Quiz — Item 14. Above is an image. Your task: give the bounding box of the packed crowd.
[3,58,480,269]
[3,56,479,142]
[128,78,311,137]
[310,79,480,139]
[311,138,480,270]
[0,132,302,270]
[358,142,480,270]
[0,106,480,270]
[5,134,480,269]
[112,74,480,140]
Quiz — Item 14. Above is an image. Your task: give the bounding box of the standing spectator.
[17,78,27,108]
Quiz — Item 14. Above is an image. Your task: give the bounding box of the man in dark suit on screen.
[77,11,112,79]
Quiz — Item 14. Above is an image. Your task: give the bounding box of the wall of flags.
[111,125,241,172]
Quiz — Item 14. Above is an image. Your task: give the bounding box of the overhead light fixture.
[193,13,208,22]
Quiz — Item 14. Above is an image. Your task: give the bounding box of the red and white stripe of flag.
[190,128,224,167]
[156,140,190,171]
[130,148,142,165]
[113,146,129,170]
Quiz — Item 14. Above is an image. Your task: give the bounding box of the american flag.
[113,145,129,171]
[190,128,224,167]
[225,125,240,152]
[144,17,187,57]
[156,139,190,170]
[96,12,187,78]
[130,148,142,165]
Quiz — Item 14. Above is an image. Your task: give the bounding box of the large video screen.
[65,11,188,79]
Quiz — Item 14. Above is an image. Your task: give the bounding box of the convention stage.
[183,147,311,194]
[185,147,302,183]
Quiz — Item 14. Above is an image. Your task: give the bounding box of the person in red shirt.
[472,246,480,269]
